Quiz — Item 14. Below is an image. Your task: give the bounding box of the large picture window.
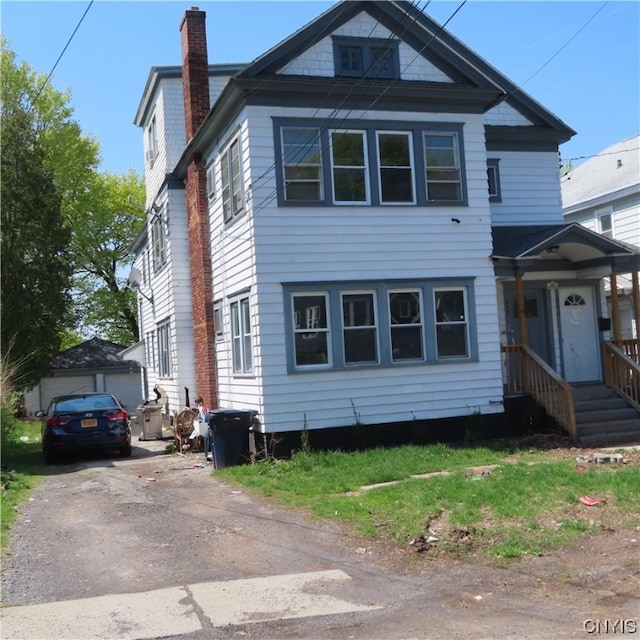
[284,280,475,372]
[230,296,253,374]
[274,119,466,207]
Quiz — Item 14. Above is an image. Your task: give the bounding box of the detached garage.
[25,338,143,416]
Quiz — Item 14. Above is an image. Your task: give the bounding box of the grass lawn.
[219,443,640,559]
[1,422,49,554]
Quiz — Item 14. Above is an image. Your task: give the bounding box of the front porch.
[493,224,640,446]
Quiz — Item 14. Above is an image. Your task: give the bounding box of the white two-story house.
[131,1,640,447]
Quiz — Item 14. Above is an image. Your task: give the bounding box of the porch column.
[610,273,621,341]
[633,271,640,340]
[515,274,528,346]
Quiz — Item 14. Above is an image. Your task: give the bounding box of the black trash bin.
[206,409,256,469]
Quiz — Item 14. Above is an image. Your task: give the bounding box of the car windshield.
[54,396,119,413]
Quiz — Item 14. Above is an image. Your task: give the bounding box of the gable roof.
[492,223,640,274]
[174,0,574,178]
[51,338,140,372]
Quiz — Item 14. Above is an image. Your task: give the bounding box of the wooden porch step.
[573,383,640,447]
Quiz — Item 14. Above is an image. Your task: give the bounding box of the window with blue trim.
[333,37,400,79]
[283,280,476,372]
[487,159,501,203]
[274,118,466,207]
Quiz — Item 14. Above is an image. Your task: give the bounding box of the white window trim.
[292,292,332,369]
[433,286,470,360]
[341,290,379,365]
[281,126,323,203]
[329,129,370,205]
[424,132,462,202]
[230,296,253,375]
[221,138,243,222]
[376,130,416,205]
[388,288,425,363]
[157,321,172,378]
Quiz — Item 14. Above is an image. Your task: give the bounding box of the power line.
[28,0,94,112]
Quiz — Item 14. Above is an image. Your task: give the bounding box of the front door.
[559,286,600,383]
[505,287,552,366]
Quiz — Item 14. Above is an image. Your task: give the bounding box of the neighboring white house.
[130,1,640,443]
[24,338,143,416]
[562,135,640,338]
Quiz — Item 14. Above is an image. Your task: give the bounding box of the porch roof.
[491,224,640,275]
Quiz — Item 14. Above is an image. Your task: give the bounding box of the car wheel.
[120,442,132,457]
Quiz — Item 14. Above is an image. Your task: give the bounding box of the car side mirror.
[35,410,45,418]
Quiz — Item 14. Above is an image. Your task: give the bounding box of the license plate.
[81,419,98,428]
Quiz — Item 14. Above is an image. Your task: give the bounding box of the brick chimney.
[180,7,218,409]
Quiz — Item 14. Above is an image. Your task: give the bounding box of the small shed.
[24,337,143,416]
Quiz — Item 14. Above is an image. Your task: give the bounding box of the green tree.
[71,170,146,344]
[1,95,74,388]
[2,40,146,354]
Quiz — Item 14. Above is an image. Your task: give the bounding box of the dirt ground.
[1,440,639,639]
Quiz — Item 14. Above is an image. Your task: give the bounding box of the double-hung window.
[424,133,462,202]
[275,119,465,207]
[157,320,172,378]
[389,290,424,361]
[292,293,331,367]
[221,138,242,222]
[151,213,167,271]
[434,288,469,359]
[282,127,322,202]
[342,292,378,365]
[377,132,414,203]
[285,280,474,372]
[330,130,368,203]
[230,296,252,374]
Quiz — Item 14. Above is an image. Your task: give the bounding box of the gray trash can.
[137,404,164,440]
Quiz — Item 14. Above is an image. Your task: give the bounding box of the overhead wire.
[28,0,94,113]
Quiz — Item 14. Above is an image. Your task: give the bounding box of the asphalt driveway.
[1,439,637,639]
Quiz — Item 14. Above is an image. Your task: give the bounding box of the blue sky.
[2,1,638,174]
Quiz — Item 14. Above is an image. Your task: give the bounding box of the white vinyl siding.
[213,106,503,431]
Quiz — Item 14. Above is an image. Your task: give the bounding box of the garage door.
[105,372,144,413]
[40,375,95,409]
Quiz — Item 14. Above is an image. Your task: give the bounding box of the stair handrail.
[501,344,576,440]
[521,345,577,441]
[604,341,640,411]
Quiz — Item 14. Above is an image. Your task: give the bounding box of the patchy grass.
[219,444,640,559]
[1,421,48,555]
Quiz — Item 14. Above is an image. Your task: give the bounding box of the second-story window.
[282,127,322,202]
[221,138,243,222]
[487,159,502,203]
[596,208,613,237]
[151,213,167,271]
[377,131,414,204]
[424,133,462,202]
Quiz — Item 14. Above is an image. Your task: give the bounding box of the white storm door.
[559,286,600,383]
